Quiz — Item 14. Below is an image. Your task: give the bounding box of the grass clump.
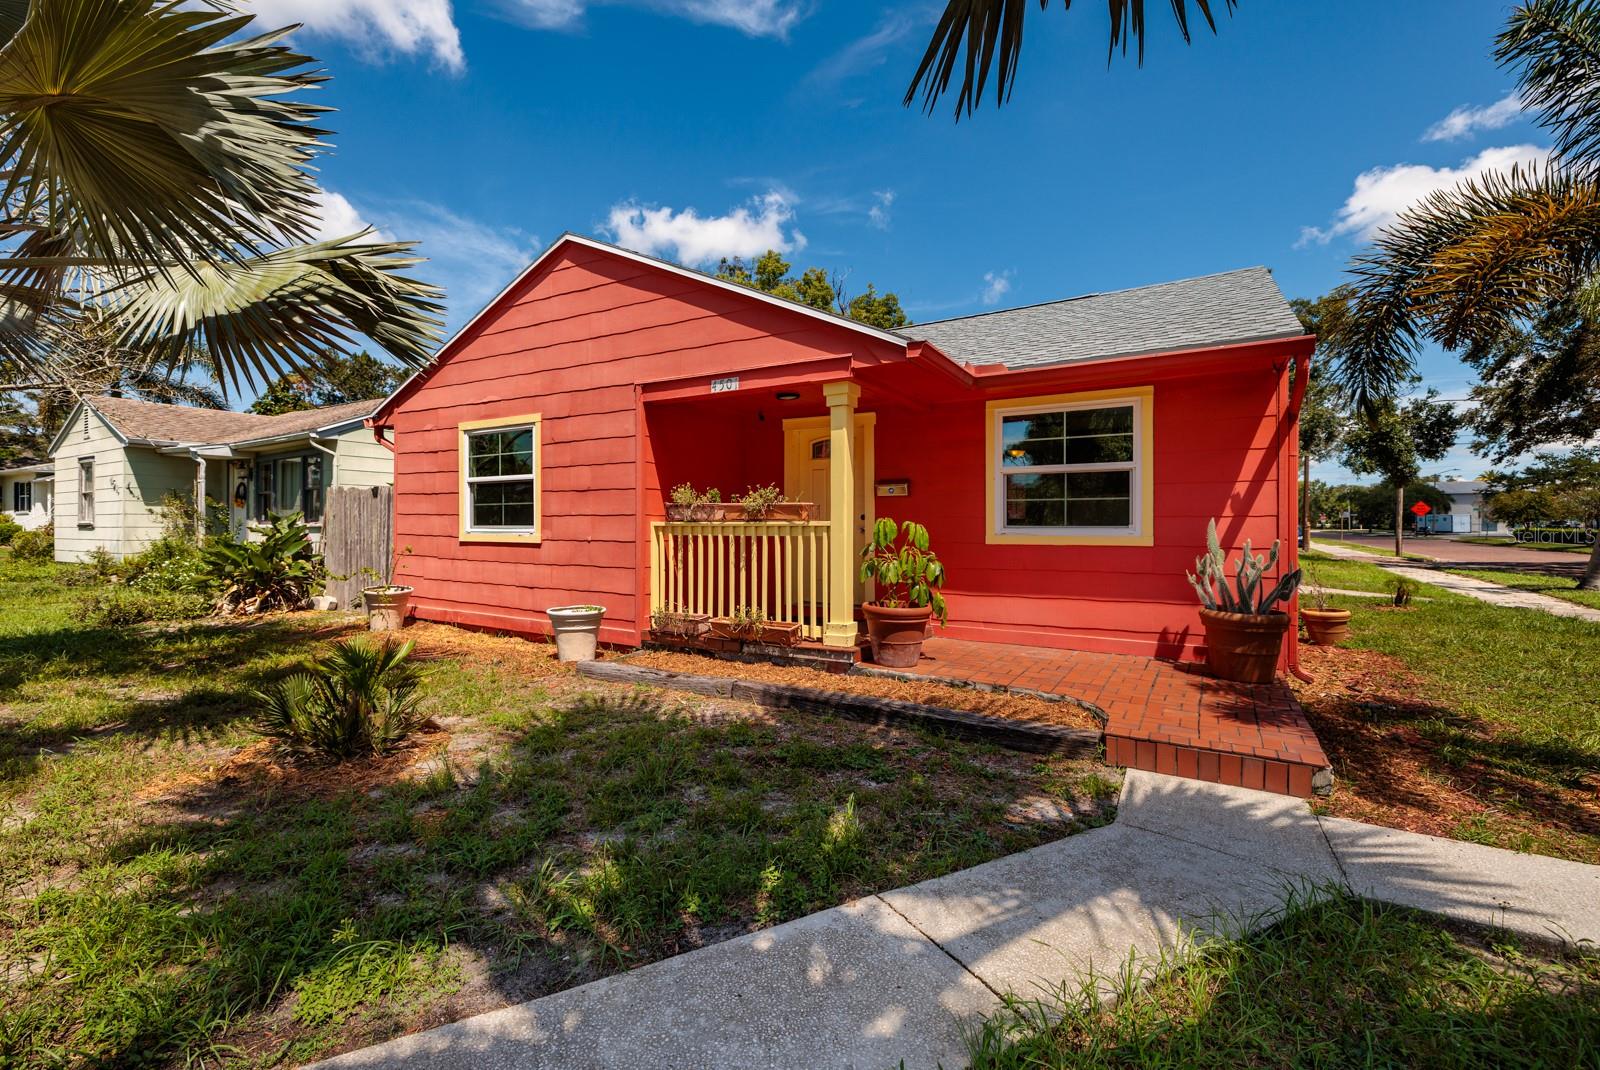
[257,636,430,760]
[969,890,1600,1069]
[10,525,51,562]
[77,586,211,627]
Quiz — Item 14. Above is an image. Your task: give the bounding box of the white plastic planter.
[548,604,606,662]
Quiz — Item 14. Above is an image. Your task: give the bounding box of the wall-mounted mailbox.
[875,481,910,498]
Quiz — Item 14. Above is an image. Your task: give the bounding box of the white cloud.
[981,270,1013,305]
[605,190,805,265]
[867,190,895,230]
[1423,91,1524,142]
[311,191,387,242]
[504,0,810,36]
[1298,144,1548,246]
[242,0,464,70]
[802,8,923,89]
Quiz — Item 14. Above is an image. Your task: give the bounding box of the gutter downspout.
[308,433,337,486]
[1284,350,1313,683]
[365,418,396,453]
[188,450,207,543]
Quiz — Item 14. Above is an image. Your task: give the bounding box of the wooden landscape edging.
[575,660,1103,757]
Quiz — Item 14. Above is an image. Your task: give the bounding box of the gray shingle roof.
[87,396,380,448]
[901,267,1305,369]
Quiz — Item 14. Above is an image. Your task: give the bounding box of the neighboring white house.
[50,396,394,562]
[0,462,54,530]
[1421,479,1499,534]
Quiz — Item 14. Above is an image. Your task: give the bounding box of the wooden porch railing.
[650,521,832,642]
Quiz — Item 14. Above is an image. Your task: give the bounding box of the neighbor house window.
[985,390,1152,545]
[254,455,325,523]
[12,481,30,513]
[77,458,94,528]
[459,415,541,541]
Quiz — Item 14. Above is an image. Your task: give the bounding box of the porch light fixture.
[775,391,801,401]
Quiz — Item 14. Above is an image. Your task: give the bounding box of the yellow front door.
[785,414,874,602]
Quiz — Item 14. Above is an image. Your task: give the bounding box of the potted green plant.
[858,518,947,668]
[547,604,606,662]
[735,484,813,522]
[650,604,710,639]
[1187,519,1302,683]
[362,545,414,632]
[1299,560,1351,646]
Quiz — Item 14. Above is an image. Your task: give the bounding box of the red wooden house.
[370,234,1313,669]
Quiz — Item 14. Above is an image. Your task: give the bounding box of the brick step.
[1105,733,1327,798]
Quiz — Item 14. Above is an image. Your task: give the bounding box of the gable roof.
[74,395,381,450]
[900,267,1305,370]
[1434,480,1488,495]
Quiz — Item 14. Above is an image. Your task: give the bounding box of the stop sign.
[1410,501,1432,517]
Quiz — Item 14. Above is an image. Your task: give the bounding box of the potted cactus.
[858,518,947,668]
[1187,519,1302,683]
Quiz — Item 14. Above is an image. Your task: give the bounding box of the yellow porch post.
[822,380,859,648]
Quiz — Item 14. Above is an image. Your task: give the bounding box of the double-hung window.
[77,458,94,528]
[989,392,1149,542]
[12,480,30,513]
[460,415,540,540]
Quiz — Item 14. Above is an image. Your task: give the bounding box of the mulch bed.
[623,649,1103,732]
[1290,645,1600,863]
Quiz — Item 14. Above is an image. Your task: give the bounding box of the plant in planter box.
[711,604,766,641]
[1299,559,1351,646]
[858,518,947,668]
[1187,519,1302,683]
[666,483,723,522]
[734,484,813,522]
[650,602,709,639]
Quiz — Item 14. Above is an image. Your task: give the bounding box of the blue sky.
[248,0,1544,483]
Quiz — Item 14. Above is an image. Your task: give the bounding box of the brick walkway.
[879,637,1330,797]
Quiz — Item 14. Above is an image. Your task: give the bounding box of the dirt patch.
[1291,645,1600,862]
[139,729,452,805]
[406,622,572,677]
[624,649,1102,731]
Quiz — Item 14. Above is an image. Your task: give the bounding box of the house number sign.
[710,376,740,393]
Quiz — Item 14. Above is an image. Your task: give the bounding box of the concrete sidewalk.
[1311,540,1600,622]
[310,772,1600,1070]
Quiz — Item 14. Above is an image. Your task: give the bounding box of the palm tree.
[0,1,444,401]
[1337,0,1600,588]
[905,0,1235,117]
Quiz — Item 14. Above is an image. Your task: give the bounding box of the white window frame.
[459,414,541,543]
[991,395,1145,539]
[77,457,94,528]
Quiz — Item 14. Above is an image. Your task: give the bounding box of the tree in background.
[249,352,408,416]
[1340,393,1460,555]
[1290,290,1355,547]
[1484,449,1600,578]
[1320,481,1454,532]
[905,0,1235,117]
[1335,0,1600,582]
[717,250,910,329]
[0,0,442,406]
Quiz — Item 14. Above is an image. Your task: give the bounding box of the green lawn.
[968,890,1600,1069]
[1293,551,1600,862]
[0,554,1117,1067]
[1441,567,1600,611]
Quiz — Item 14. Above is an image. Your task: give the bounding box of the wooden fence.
[650,520,831,641]
[322,484,393,610]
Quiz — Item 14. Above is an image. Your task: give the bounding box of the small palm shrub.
[256,637,430,760]
[0,516,22,545]
[203,512,326,614]
[10,526,52,562]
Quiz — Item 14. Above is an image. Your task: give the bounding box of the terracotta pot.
[1301,607,1352,646]
[548,604,606,662]
[1199,608,1290,684]
[756,621,802,646]
[742,501,813,522]
[863,603,933,668]
[362,585,413,632]
[651,611,709,640]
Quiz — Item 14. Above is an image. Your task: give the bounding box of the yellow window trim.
[459,413,542,544]
[985,386,1154,547]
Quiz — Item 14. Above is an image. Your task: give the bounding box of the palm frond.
[1339,165,1600,408]
[0,0,329,265]
[905,0,1235,118]
[108,233,445,396]
[1499,0,1600,175]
